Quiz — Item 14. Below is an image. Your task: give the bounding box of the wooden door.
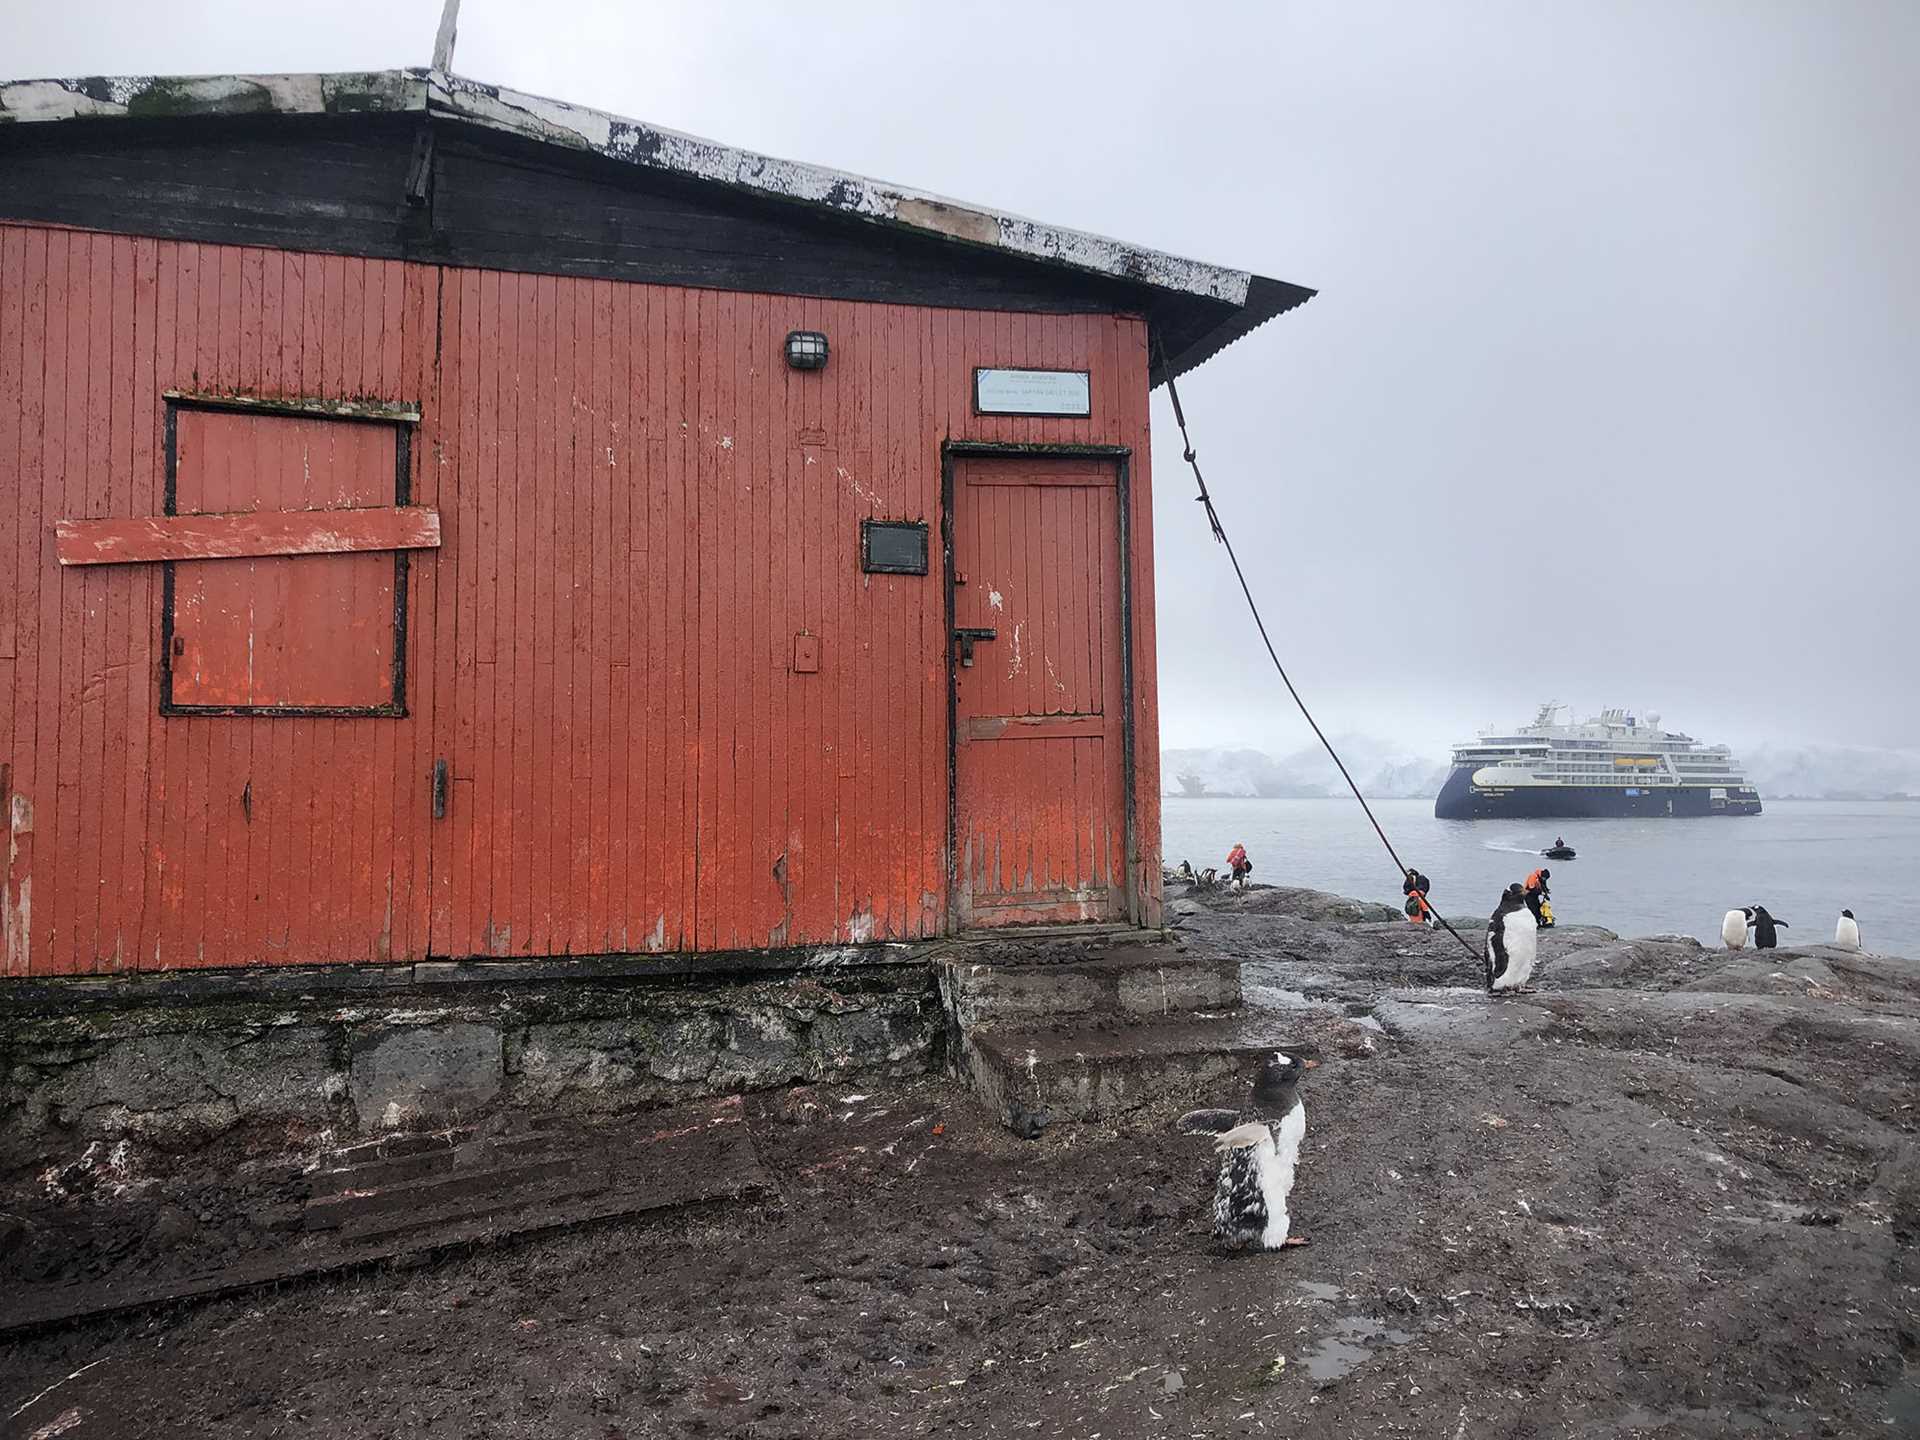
[163,403,426,964]
[950,454,1129,927]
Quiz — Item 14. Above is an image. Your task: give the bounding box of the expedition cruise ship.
[1434,706,1763,820]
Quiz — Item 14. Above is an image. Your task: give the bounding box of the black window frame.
[860,518,930,576]
[159,394,416,719]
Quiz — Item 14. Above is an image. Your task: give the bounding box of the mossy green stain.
[125,79,276,119]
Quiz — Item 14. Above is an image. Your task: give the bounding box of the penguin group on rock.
[1486,882,1539,993]
[1177,1053,1316,1252]
[1721,905,1863,951]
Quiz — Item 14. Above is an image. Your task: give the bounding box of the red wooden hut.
[0,69,1312,978]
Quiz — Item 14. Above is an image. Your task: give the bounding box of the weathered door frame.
[940,440,1139,931]
[158,394,420,719]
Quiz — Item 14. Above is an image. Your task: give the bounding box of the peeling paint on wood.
[0,70,423,123]
[7,790,33,977]
[162,390,422,422]
[56,507,442,566]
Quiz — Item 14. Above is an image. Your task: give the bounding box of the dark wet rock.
[148,1205,197,1249]
[1227,886,1404,924]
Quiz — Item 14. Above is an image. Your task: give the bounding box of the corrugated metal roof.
[0,67,1314,380]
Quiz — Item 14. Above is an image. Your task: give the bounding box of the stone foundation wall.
[0,958,943,1169]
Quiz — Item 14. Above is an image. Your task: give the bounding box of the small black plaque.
[861,519,928,575]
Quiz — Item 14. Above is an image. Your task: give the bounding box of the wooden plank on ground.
[0,1097,770,1338]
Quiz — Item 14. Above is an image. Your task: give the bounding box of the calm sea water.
[1161,797,1919,957]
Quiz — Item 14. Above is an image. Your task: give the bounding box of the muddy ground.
[3,888,1918,1438]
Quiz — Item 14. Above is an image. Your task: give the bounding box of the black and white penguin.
[1722,908,1752,951]
[1750,905,1789,950]
[1487,883,1537,992]
[1835,909,1860,950]
[1176,1053,1316,1251]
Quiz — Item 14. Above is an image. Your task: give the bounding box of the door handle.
[954,627,997,668]
[432,759,449,819]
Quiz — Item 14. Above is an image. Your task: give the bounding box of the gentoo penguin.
[1177,1053,1317,1251]
[1750,905,1789,950]
[1721,908,1752,951]
[1835,909,1861,950]
[1487,883,1538,992]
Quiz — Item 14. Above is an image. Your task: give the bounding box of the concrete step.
[935,945,1242,1030]
[957,1010,1311,1127]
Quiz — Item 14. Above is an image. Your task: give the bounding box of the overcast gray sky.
[12,0,1917,757]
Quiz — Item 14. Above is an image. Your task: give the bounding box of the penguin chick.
[1176,1053,1317,1251]
[1835,910,1860,951]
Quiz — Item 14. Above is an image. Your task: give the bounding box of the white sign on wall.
[973,368,1092,417]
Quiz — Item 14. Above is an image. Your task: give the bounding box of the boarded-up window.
[163,405,412,715]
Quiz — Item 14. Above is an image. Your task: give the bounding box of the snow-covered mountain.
[1164,738,1450,800]
[1741,744,1920,800]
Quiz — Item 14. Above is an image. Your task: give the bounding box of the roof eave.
[421,71,1254,308]
[1153,275,1318,388]
[0,66,1314,372]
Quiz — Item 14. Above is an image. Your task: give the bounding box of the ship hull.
[1433,766,1763,820]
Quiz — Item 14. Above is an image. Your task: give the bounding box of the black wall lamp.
[785,330,830,370]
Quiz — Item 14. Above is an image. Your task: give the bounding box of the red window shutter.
[168,408,408,713]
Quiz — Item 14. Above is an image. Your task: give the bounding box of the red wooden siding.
[0,221,1163,976]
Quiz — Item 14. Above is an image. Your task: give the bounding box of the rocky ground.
[2,886,1917,1439]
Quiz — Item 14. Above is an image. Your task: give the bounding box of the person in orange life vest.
[1226,843,1252,892]
[1402,868,1433,926]
[1524,867,1551,925]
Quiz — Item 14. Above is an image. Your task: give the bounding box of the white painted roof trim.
[0,67,1254,308]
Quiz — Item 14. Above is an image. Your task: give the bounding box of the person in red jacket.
[1225,843,1253,893]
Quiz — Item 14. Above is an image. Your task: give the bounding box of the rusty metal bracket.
[953,627,996,668]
